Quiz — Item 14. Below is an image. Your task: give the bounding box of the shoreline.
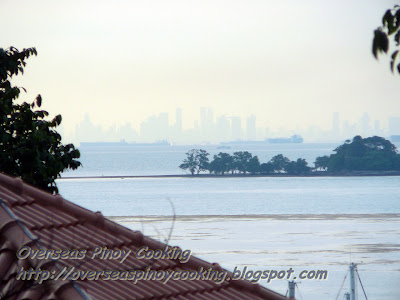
[108,213,400,221]
[59,171,400,180]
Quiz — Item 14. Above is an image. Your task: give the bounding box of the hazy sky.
[2,0,400,136]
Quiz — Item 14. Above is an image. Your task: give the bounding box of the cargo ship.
[267,135,303,144]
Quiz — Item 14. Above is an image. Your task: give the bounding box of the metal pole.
[349,263,356,300]
[288,280,295,299]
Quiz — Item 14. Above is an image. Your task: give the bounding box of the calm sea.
[57,143,400,300]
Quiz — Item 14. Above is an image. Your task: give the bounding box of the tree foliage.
[314,155,329,171]
[247,156,260,174]
[196,149,210,174]
[179,149,210,175]
[0,47,81,194]
[285,158,311,174]
[372,4,400,73]
[208,152,233,175]
[233,151,253,174]
[316,136,400,171]
[259,162,274,174]
[269,154,290,173]
[179,150,310,175]
[179,136,400,176]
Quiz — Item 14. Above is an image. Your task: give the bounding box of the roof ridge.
[0,197,90,299]
[0,173,287,299]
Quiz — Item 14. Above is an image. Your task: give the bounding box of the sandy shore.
[109,213,400,222]
[60,171,400,180]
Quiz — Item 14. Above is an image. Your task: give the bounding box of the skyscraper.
[199,107,216,142]
[200,107,207,137]
[216,115,230,141]
[389,117,400,135]
[140,113,170,142]
[231,116,242,140]
[175,108,182,133]
[246,115,256,141]
[373,120,381,135]
[360,113,371,137]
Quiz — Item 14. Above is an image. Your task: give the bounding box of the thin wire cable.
[335,272,348,300]
[356,269,368,299]
[296,283,304,300]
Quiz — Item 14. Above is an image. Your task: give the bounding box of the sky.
[2,0,400,141]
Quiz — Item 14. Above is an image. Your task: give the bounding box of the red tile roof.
[0,173,287,299]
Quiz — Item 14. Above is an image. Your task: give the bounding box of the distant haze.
[2,0,400,144]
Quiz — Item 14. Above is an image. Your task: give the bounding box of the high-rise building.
[199,107,216,142]
[231,116,242,140]
[373,120,381,135]
[118,123,139,141]
[246,115,256,141]
[389,117,400,135]
[265,127,271,139]
[342,121,357,139]
[75,113,105,142]
[159,112,169,139]
[175,108,182,132]
[216,115,230,141]
[360,113,371,137]
[140,113,170,142]
[207,108,214,125]
[200,107,207,134]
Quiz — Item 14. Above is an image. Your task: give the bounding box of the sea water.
[57,143,400,299]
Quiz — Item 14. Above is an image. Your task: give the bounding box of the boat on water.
[268,134,303,144]
[287,263,368,299]
[336,263,368,300]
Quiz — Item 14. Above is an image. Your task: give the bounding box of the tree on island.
[208,152,233,175]
[372,4,400,74]
[247,156,261,174]
[269,154,290,173]
[196,149,210,174]
[233,151,253,174]
[316,136,400,171]
[179,150,197,175]
[285,158,311,174]
[179,150,312,175]
[0,47,81,194]
[314,155,329,171]
[179,149,210,175]
[178,136,399,176]
[259,162,274,174]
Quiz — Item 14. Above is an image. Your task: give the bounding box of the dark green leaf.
[0,46,81,194]
[391,50,399,72]
[395,30,400,46]
[36,95,42,107]
[372,29,389,58]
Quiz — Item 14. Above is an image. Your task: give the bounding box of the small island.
[179,136,400,176]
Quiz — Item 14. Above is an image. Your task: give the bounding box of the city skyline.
[3,0,400,145]
[69,108,400,145]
